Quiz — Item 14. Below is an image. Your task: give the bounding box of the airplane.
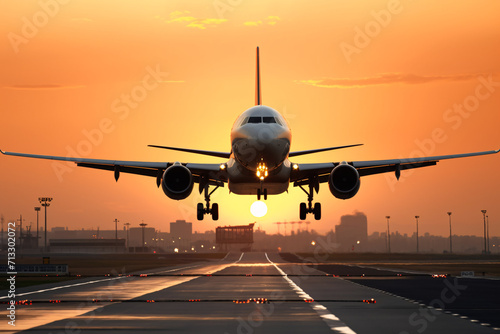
[1,47,499,221]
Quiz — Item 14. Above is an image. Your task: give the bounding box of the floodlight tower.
[481,210,487,254]
[38,197,53,251]
[34,207,41,248]
[114,218,119,240]
[415,216,420,253]
[486,215,490,254]
[386,216,391,253]
[447,212,452,253]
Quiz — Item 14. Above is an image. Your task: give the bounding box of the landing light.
[251,201,267,218]
[293,164,299,170]
[256,162,268,180]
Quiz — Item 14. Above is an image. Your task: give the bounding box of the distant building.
[335,212,368,252]
[170,220,192,252]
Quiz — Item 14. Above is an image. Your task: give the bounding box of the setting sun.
[250,201,267,218]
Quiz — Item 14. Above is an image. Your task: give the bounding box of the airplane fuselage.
[228,105,292,195]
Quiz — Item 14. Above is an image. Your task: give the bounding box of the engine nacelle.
[328,163,360,199]
[161,163,194,200]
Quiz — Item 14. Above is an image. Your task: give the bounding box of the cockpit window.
[248,117,262,123]
[262,117,276,123]
[241,116,284,126]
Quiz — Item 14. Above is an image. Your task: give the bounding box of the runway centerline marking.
[265,253,357,334]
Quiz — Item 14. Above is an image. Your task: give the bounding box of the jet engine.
[328,163,360,199]
[161,163,194,200]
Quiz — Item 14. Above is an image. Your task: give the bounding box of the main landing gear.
[299,180,321,220]
[197,180,219,221]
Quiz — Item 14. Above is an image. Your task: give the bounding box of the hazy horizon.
[1,1,499,237]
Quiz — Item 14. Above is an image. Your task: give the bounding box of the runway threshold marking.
[265,253,357,334]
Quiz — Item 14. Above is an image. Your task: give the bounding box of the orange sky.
[1,0,499,237]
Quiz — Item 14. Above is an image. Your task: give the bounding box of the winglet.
[0,149,5,154]
[255,46,261,105]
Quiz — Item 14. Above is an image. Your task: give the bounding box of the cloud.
[244,21,262,26]
[244,15,281,27]
[295,73,495,88]
[3,84,86,90]
[163,10,227,29]
[266,16,281,25]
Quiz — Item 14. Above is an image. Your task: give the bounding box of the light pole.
[481,210,487,254]
[124,222,130,250]
[486,215,490,254]
[415,216,420,253]
[114,218,119,240]
[34,207,41,248]
[17,214,25,250]
[140,222,147,252]
[38,197,53,252]
[386,216,391,253]
[447,212,452,254]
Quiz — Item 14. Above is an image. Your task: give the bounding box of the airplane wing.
[0,149,226,187]
[289,144,363,157]
[148,145,231,159]
[291,149,500,186]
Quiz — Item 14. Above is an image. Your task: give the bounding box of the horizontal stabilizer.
[289,144,363,157]
[148,145,231,159]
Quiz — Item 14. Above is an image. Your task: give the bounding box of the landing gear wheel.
[198,179,221,220]
[313,203,321,220]
[299,202,307,220]
[211,203,219,221]
[197,203,204,221]
[257,188,268,201]
[298,178,322,220]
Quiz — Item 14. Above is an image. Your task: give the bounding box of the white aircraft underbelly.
[227,158,291,195]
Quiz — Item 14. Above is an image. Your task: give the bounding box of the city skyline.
[2,210,497,240]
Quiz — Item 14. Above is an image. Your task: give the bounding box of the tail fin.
[255,46,261,105]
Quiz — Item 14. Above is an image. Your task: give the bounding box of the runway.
[1,252,497,333]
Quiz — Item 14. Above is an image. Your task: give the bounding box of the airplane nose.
[232,136,289,171]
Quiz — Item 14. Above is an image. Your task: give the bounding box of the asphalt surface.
[1,252,498,333]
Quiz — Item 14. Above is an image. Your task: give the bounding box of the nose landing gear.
[257,187,267,201]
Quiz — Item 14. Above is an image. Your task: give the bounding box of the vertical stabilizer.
[255,47,262,105]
